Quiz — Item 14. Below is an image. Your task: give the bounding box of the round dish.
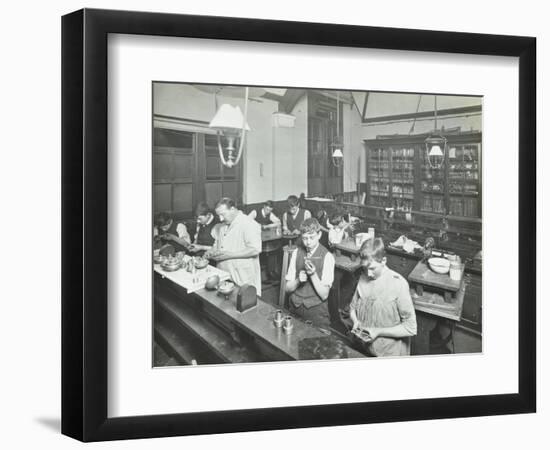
[217,281,235,295]
[193,257,209,269]
[160,256,182,272]
[428,257,450,274]
[153,254,165,264]
[160,262,182,272]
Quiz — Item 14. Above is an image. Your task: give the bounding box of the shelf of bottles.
[367,147,390,207]
[390,147,415,212]
[420,145,446,214]
[448,144,480,217]
[366,137,481,219]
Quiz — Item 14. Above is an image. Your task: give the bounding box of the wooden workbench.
[154,271,366,364]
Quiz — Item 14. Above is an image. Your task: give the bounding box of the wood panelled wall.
[153,128,242,220]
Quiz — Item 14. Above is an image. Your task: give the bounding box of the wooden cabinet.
[153,129,243,220]
[461,271,482,333]
[446,144,481,217]
[364,131,482,219]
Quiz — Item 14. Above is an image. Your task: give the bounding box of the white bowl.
[428,257,450,274]
[217,281,235,295]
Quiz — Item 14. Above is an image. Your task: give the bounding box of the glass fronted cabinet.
[367,147,390,207]
[390,146,415,212]
[367,145,416,212]
[420,143,446,214]
[364,132,481,219]
[447,143,481,217]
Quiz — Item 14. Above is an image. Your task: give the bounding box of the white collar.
[306,243,319,256]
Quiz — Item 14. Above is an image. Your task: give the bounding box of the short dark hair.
[263,200,274,208]
[195,202,212,217]
[154,211,172,228]
[215,197,236,209]
[329,213,344,226]
[299,217,321,234]
[359,237,386,262]
[287,195,299,207]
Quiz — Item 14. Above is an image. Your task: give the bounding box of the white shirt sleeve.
[176,223,190,241]
[282,212,288,230]
[285,249,298,282]
[270,212,281,224]
[320,252,335,287]
[243,218,262,253]
[248,210,257,219]
[328,228,344,245]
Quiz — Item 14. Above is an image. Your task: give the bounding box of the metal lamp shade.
[209,104,251,135]
[425,135,446,169]
[428,145,444,157]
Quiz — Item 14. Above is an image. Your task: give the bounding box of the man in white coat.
[209,197,262,294]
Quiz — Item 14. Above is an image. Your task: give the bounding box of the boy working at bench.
[282,195,311,235]
[350,238,417,357]
[285,218,335,330]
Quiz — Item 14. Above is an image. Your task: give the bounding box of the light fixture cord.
[336,91,340,137]
[214,89,230,167]
[409,94,422,135]
[427,95,443,169]
[434,95,438,132]
[332,91,342,167]
[231,86,249,166]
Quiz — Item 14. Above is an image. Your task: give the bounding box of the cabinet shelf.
[450,192,479,197]
[365,139,481,218]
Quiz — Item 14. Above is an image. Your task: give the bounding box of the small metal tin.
[274,310,284,328]
[283,316,293,333]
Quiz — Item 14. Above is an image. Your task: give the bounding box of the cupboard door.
[367,147,390,207]
[448,143,481,218]
[389,146,415,212]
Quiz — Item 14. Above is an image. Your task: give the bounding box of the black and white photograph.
[152,83,483,366]
[2,0,544,447]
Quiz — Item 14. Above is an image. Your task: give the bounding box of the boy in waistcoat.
[187,202,219,256]
[328,212,351,246]
[285,218,335,329]
[153,211,191,255]
[248,200,281,230]
[249,200,282,282]
[282,195,311,235]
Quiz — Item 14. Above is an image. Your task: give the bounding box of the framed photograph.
[62,8,536,442]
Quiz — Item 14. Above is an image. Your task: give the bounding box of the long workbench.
[154,268,366,365]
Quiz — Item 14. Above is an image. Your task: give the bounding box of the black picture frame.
[61,8,536,442]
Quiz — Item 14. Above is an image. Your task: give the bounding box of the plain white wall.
[0,1,546,449]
